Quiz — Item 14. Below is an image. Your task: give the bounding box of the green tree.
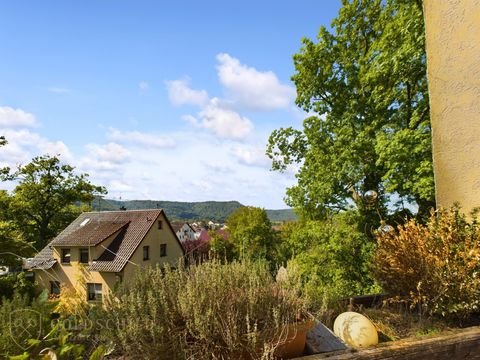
[209,231,235,262]
[226,206,276,262]
[267,0,433,230]
[0,190,33,266]
[0,137,31,265]
[282,211,379,308]
[4,155,106,250]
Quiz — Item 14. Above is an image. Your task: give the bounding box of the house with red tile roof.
[26,209,184,302]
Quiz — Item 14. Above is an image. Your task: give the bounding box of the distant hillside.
[91,198,297,223]
[265,209,298,222]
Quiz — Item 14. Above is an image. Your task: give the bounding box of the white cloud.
[216,53,295,111]
[138,81,149,91]
[0,128,72,170]
[232,145,270,167]
[109,180,133,192]
[85,142,131,163]
[196,98,253,139]
[38,140,72,160]
[204,162,233,174]
[0,106,38,128]
[48,87,71,94]
[107,127,176,148]
[181,114,199,127]
[190,179,214,192]
[165,78,209,106]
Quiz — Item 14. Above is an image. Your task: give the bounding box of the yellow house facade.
[27,209,185,302]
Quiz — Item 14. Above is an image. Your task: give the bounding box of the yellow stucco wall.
[34,259,120,302]
[424,0,480,213]
[34,212,184,301]
[122,212,185,281]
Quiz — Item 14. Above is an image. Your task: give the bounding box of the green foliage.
[279,211,379,311]
[266,0,434,226]
[374,206,480,320]
[208,231,235,261]
[0,273,36,303]
[100,260,305,359]
[2,155,106,250]
[0,189,34,266]
[0,290,107,359]
[227,206,277,263]
[0,291,54,357]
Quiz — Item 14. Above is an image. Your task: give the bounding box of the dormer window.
[61,249,71,264]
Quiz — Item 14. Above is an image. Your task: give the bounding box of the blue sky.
[0,1,341,209]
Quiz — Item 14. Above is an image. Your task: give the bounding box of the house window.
[79,248,89,264]
[143,246,150,260]
[61,249,71,264]
[87,283,102,301]
[50,281,60,295]
[158,220,163,229]
[160,244,167,257]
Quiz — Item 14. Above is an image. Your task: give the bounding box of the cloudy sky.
[0,1,340,209]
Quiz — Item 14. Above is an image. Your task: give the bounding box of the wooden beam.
[298,326,480,360]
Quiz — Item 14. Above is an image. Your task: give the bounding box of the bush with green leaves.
[278,210,380,312]
[0,273,36,304]
[374,206,480,320]
[1,290,107,359]
[0,291,54,357]
[100,260,306,359]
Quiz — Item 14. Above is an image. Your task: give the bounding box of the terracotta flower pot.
[273,319,316,359]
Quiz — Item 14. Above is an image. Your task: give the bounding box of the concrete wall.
[424,0,480,213]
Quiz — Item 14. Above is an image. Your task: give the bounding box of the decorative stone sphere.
[333,311,378,348]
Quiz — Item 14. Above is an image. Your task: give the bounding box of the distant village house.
[171,222,198,242]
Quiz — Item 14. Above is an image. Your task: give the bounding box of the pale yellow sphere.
[333,311,378,348]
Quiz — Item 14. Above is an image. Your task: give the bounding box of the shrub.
[373,206,480,320]
[100,260,305,359]
[0,272,35,303]
[0,291,54,357]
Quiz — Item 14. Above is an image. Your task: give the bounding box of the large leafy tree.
[3,155,106,250]
[226,206,276,262]
[267,0,433,230]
